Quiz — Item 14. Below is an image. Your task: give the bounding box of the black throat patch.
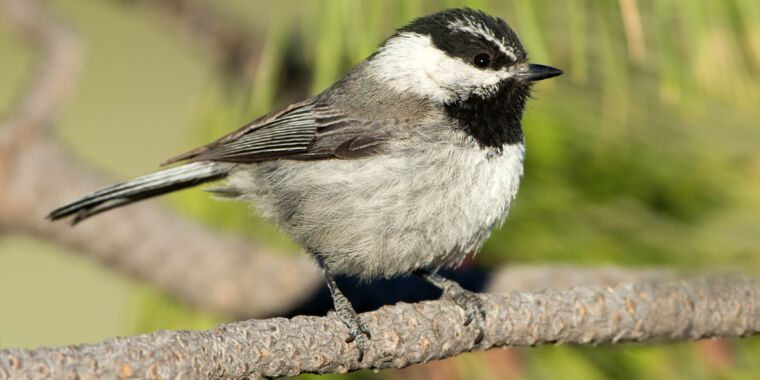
[444,81,530,149]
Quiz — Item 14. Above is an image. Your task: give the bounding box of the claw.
[343,317,370,361]
[352,334,367,362]
[361,323,372,340]
[439,280,486,343]
[474,328,485,345]
[463,307,475,326]
[345,321,371,341]
[332,299,371,361]
[417,271,487,345]
[336,313,370,361]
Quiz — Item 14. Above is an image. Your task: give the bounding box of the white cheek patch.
[369,33,513,103]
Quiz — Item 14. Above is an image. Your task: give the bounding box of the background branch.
[0,0,81,137]
[1,276,758,378]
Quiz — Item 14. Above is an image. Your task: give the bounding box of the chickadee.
[49,8,562,359]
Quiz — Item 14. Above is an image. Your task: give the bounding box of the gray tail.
[48,162,229,225]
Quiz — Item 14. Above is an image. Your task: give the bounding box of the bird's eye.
[473,53,491,68]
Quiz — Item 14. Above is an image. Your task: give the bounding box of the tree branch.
[1,276,758,378]
[0,0,82,136]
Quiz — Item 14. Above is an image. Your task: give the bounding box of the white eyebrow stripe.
[447,18,517,61]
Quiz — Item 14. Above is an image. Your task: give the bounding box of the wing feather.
[163,98,391,165]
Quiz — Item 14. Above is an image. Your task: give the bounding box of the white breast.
[400,141,525,267]
[228,135,525,279]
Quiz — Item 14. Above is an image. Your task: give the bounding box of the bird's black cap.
[398,8,527,70]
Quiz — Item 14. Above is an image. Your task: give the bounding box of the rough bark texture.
[1,277,758,379]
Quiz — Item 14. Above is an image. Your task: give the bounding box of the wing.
[163,98,387,165]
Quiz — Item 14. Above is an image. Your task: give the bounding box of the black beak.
[520,64,563,82]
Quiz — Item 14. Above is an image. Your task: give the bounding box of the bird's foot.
[333,297,371,361]
[440,281,486,343]
[417,270,486,344]
[315,254,372,361]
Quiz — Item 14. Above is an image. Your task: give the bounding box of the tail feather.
[48,162,229,224]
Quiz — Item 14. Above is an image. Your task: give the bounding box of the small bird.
[49,8,561,359]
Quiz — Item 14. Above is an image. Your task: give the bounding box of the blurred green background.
[1,0,759,378]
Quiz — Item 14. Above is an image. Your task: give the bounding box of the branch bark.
[1,276,758,379]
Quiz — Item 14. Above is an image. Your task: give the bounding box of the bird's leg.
[314,254,371,361]
[416,269,486,344]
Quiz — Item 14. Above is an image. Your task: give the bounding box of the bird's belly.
[230,142,524,279]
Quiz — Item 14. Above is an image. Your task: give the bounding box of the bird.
[48,8,562,360]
